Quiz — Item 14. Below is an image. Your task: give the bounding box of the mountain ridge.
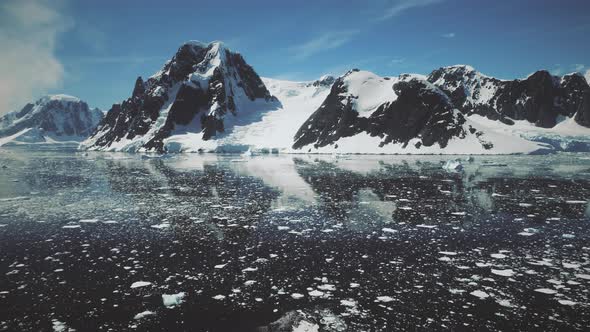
[76,40,590,154]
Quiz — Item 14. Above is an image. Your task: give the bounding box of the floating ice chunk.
[62,225,80,229]
[130,281,152,289]
[476,262,491,267]
[562,262,580,269]
[382,228,397,233]
[349,283,360,288]
[416,224,437,229]
[518,203,533,207]
[79,219,98,223]
[375,296,394,303]
[534,288,557,294]
[562,234,575,239]
[438,256,452,262]
[340,299,357,307]
[52,319,72,332]
[291,293,304,299]
[212,294,226,300]
[448,289,465,294]
[518,231,535,236]
[442,160,463,172]
[565,200,587,204]
[497,299,513,307]
[575,274,590,280]
[133,311,156,320]
[214,264,227,269]
[151,222,170,229]
[451,212,466,216]
[317,284,336,291]
[293,320,319,332]
[558,299,577,306]
[470,290,490,299]
[162,292,186,308]
[491,269,515,277]
[308,290,324,297]
[244,280,257,286]
[439,251,458,256]
[490,253,507,259]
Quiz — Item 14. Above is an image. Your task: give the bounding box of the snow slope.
[163,77,332,153]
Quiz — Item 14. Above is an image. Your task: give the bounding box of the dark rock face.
[87,41,276,152]
[574,89,590,127]
[367,80,468,149]
[293,76,366,150]
[293,75,478,151]
[427,66,590,128]
[307,75,336,88]
[0,97,103,138]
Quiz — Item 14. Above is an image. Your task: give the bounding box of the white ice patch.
[291,293,304,300]
[534,288,557,295]
[470,290,490,299]
[490,253,507,259]
[151,222,171,229]
[375,296,394,303]
[293,320,320,332]
[491,269,515,277]
[162,292,186,308]
[52,319,74,332]
[133,310,156,320]
[130,281,152,289]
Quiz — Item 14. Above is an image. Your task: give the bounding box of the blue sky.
[1,0,589,113]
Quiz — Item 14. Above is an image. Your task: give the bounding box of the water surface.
[0,147,589,331]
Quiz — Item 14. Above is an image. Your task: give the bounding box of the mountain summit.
[83,41,279,152]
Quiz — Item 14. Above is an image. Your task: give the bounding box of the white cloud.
[585,69,590,83]
[573,64,585,72]
[289,30,360,60]
[0,0,72,115]
[377,0,444,21]
[442,32,456,38]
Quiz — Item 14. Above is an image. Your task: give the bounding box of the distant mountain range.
[2,40,589,154]
[0,95,103,146]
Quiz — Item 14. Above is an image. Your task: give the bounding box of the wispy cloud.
[289,30,360,60]
[0,0,72,115]
[441,32,456,38]
[377,0,444,21]
[573,64,585,72]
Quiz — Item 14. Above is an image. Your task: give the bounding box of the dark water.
[0,146,589,331]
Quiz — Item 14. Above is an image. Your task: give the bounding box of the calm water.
[0,146,589,331]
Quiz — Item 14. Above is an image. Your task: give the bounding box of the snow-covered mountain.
[292,66,590,154]
[427,65,590,128]
[80,41,590,154]
[82,41,281,152]
[0,95,103,146]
